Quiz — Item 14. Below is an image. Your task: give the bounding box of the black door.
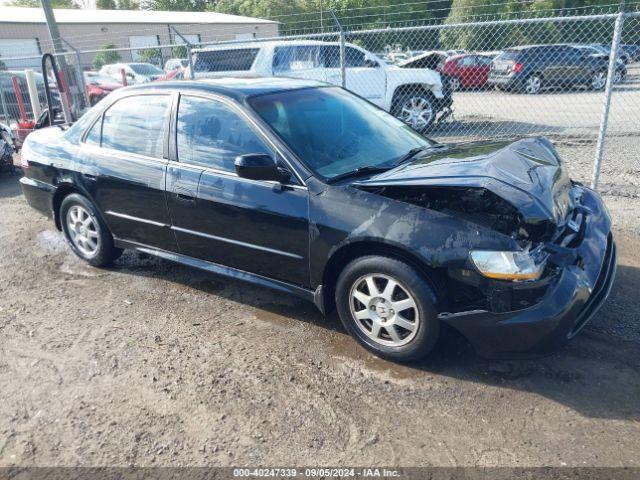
[166,94,310,287]
[79,93,176,251]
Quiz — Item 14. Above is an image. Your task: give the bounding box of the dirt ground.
[1,147,639,467]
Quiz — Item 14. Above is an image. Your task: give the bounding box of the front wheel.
[60,193,122,267]
[335,256,440,362]
[613,69,624,84]
[591,70,607,90]
[392,92,436,131]
[449,77,461,91]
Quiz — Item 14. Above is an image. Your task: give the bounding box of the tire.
[335,255,440,362]
[60,193,122,267]
[613,69,624,84]
[590,70,607,90]
[450,77,461,92]
[392,91,436,131]
[522,74,543,94]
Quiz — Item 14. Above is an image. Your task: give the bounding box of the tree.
[117,0,139,8]
[97,0,117,8]
[137,47,163,66]
[92,43,121,70]
[7,0,78,7]
[146,0,207,11]
[439,0,620,50]
[171,45,188,58]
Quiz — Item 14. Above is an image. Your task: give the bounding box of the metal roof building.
[0,7,279,70]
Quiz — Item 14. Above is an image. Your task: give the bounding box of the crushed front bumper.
[440,187,617,358]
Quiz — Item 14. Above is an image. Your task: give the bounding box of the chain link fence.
[0,9,638,190]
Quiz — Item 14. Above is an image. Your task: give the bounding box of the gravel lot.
[1,93,640,468]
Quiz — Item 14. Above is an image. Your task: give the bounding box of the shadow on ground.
[0,171,22,199]
[110,248,640,423]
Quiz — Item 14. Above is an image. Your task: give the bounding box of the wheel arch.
[320,239,446,314]
[390,83,435,108]
[52,182,103,231]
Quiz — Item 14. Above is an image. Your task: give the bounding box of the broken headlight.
[469,249,546,281]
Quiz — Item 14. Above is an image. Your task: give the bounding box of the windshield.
[129,63,163,75]
[249,87,433,181]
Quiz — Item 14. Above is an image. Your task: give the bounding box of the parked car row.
[488,43,628,94]
[398,42,636,94]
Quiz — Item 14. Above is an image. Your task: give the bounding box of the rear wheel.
[449,77,461,91]
[392,92,436,131]
[335,256,440,362]
[60,193,122,267]
[523,74,543,94]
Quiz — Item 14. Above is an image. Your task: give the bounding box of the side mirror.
[364,58,379,68]
[234,153,289,182]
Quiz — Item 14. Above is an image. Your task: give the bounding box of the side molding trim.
[105,210,169,228]
[113,238,318,307]
[171,225,304,259]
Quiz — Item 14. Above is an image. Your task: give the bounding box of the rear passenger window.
[176,95,270,171]
[84,116,102,146]
[100,95,168,158]
[194,48,259,72]
[273,46,320,73]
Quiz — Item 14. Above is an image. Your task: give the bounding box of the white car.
[99,63,164,84]
[164,58,189,71]
[187,40,453,129]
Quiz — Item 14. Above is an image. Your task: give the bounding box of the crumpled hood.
[355,137,573,228]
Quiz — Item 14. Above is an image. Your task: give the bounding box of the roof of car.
[195,39,340,52]
[122,77,328,100]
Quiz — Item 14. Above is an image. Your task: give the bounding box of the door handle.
[175,192,196,204]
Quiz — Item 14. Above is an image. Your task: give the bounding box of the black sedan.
[20,78,616,362]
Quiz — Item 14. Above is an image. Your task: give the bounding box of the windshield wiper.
[328,165,391,184]
[392,143,447,166]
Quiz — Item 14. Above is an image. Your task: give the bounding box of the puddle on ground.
[59,254,107,277]
[251,304,418,381]
[37,230,66,253]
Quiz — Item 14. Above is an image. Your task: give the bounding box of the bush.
[137,48,162,66]
[171,45,188,59]
[92,43,121,70]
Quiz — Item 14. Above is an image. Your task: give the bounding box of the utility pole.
[41,0,65,56]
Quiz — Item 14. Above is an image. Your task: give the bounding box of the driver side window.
[176,95,272,172]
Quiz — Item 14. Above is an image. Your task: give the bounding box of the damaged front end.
[353,137,616,356]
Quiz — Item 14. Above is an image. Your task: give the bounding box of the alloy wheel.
[524,75,542,94]
[592,71,607,90]
[66,205,100,257]
[349,273,420,347]
[399,96,434,130]
[450,77,461,91]
[613,70,623,84]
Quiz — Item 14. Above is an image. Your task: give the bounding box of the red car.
[440,54,495,90]
[84,72,122,106]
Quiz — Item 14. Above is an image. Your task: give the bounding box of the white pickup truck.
[186,40,453,130]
